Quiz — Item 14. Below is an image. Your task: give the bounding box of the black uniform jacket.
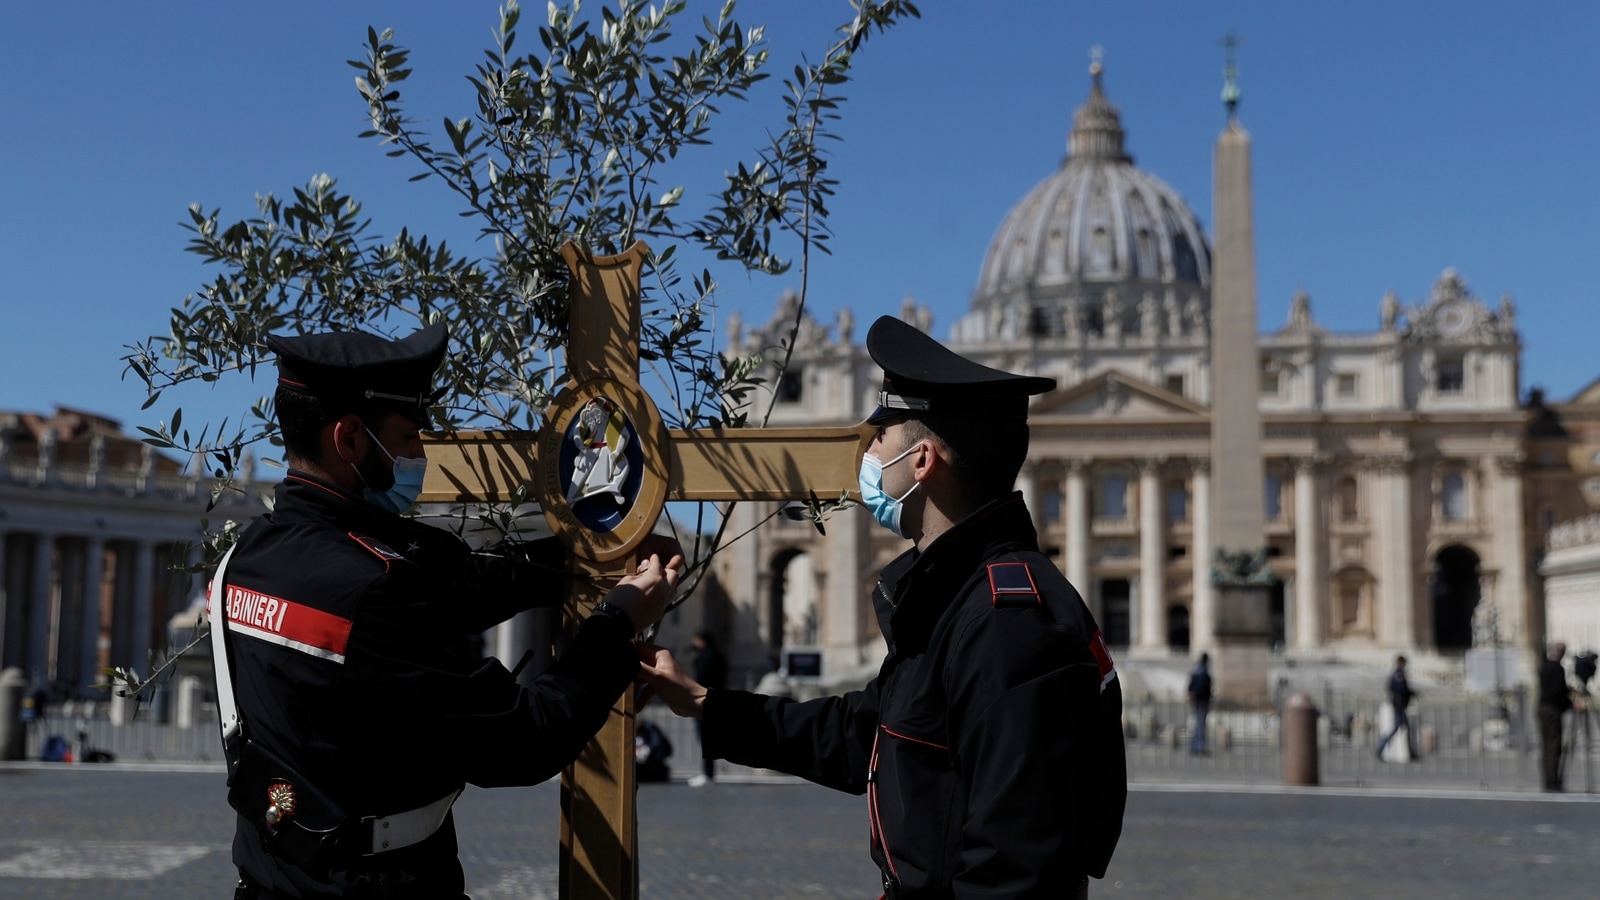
[703,493,1127,898]
[221,471,638,898]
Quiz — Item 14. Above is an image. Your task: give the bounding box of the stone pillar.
[1293,458,1325,649]
[28,533,55,683]
[723,503,767,679]
[1137,458,1166,653]
[1374,454,1416,648]
[1065,460,1091,599]
[825,501,865,676]
[1190,459,1214,653]
[1490,454,1529,652]
[130,541,156,677]
[1016,460,1040,538]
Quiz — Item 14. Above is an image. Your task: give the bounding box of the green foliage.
[124,1,915,531]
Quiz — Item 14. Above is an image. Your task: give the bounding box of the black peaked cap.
[865,315,1055,425]
[266,323,448,426]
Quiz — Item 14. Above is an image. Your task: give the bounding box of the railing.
[19,690,1596,794]
[0,460,266,506]
[1120,685,1587,792]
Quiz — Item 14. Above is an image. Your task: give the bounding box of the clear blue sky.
[3,1,1597,445]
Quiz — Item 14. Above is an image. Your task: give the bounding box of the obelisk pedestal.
[1212,583,1273,709]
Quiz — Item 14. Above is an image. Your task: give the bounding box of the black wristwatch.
[590,600,637,634]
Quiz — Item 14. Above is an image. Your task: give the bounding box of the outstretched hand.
[634,643,706,719]
[606,551,684,632]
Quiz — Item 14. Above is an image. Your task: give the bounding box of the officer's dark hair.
[274,386,382,463]
[901,412,1029,508]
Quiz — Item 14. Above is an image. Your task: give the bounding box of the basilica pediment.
[1571,375,1600,407]
[1032,370,1208,419]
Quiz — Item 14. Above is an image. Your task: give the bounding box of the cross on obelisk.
[419,240,872,899]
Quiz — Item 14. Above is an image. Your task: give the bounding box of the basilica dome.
[961,64,1212,342]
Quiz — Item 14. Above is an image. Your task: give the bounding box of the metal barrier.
[15,689,1591,794]
[1121,685,1584,792]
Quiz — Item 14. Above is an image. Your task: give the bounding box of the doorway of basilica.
[1100,578,1131,648]
[1431,544,1481,651]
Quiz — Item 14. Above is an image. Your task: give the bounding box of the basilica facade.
[709,70,1583,691]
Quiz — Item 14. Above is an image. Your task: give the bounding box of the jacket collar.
[873,491,1039,654]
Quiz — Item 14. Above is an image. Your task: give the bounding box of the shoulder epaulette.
[986,561,1040,609]
[348,533,408,569]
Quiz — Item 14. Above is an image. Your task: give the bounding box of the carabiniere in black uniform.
[702,493,1125,898]
[214,324,643,898]
[699,316,1127,898]
[220,471,636,897]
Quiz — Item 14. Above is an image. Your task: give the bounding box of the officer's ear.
[327,414,370,466]
[909,437,945,483]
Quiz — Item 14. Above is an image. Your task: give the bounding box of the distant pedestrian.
[687,630,727,787]
[1186,653,1212,755]
[635,717,673,783]
[1374,655,1418,761]
[1539,641,1576,791]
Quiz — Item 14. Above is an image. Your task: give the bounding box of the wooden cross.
[418,240,872,899]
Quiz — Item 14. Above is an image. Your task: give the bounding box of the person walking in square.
[686,629,726,787]
[1187,653,1212,755]
[1374,655,1419,761]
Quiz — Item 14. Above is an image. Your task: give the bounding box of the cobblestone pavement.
[2,763,1597,898]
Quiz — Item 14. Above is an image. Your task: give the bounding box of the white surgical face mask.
[858,441,922,538]
[356,427,428,515]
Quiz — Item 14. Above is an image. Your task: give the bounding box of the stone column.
[130,541,156,677]
[1374,454,1416,648]
[28,533,55,682]
[826,501,866,675]
[1489,454,1529,654]
[1137,458,1166,653]
[1293,458,1325,649]
[1190,459,1214,652]
[1064,460,1091,599]
[78,538,107,692]
[1015,460,1043,541]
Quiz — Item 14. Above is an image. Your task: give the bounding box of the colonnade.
[0,531,195,698]
[1016,455,1333,655]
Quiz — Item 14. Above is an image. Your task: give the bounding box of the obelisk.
[1208,35,1275,708]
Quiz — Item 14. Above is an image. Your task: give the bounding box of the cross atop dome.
[1068,46,1131,163]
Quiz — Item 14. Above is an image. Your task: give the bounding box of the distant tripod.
[1560,653,1597,794]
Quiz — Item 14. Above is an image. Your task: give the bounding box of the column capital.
[1292,454,1329,475]
[1064,457,1091,475]
[1492,452,1526,476]
[1371,452,1414,475]
[1187,455,1212,475]
[1138,455,1168,475]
